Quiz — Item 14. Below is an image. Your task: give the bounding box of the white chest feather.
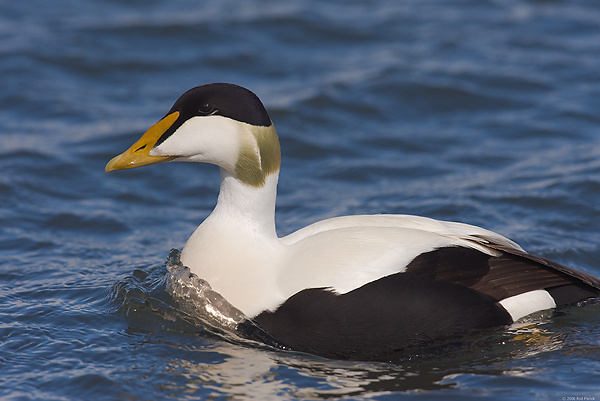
[180,214,286,317]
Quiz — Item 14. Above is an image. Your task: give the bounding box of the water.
[2,0,600,399]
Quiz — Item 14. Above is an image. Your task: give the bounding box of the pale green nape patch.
[235,124,281,187]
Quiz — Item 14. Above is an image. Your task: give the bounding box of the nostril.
[135,145,146,153]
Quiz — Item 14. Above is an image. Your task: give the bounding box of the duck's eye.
[198,103,216,115]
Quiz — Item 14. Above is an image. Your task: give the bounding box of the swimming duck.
[106,83,600,359]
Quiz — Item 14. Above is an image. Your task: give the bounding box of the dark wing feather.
[405,244,600,303]
[473,235,600,291]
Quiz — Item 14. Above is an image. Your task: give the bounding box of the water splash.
[109,248,246,338]
[109,249,288,352]
[164,249,289,350]
[164,249,246,330]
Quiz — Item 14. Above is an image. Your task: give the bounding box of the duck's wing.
[282,214,523,252]
[472,235,600,297]
[406,245,600,303]
[252,219,600,360]
[282,215,600,308]
[252,243,600,360]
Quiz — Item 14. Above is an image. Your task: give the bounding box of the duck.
[106,83,600,360]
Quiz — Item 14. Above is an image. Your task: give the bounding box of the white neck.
[212,168,279,238]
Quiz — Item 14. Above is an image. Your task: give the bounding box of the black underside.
[248,247,600,360]
[252,271,512,360]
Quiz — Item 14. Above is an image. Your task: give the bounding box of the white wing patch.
[499,289,557,322]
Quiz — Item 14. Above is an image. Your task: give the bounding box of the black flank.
[253,271,512,360]
[251,246,600,360]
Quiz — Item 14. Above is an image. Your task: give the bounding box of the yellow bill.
[105,111,180,172]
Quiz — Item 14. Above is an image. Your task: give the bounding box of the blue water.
[2,0,600,399]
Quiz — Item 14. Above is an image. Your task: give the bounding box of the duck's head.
[105,83,280,187]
